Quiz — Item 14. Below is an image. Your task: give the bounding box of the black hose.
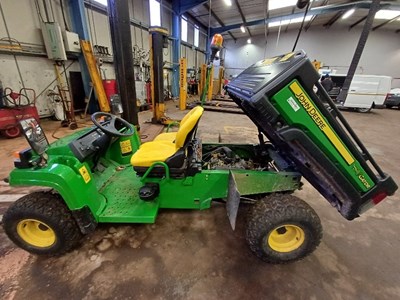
[292,2,311,52]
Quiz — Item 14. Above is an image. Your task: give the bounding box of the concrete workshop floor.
[0,104,399,299]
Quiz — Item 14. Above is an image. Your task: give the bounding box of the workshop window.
[194,26,199,47]
[149,0,161,26]
[181,17,188,42]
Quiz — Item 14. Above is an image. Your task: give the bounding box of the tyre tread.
[246,193,322,264]
[3,191,82,255]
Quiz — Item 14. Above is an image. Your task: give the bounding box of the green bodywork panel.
[10,125,301,224]
[271,80,374,192]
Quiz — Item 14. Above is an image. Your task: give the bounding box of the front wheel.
[3,192,83,255]
[356,106,372,113]
[246,194,322,264]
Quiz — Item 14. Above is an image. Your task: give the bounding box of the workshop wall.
[224,27,400,88]
[0,0,207,117]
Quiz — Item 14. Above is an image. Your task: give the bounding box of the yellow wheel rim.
[17,219,56,248]
[267,224,305,253]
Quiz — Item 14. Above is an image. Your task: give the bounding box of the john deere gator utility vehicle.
[3,50,397,264]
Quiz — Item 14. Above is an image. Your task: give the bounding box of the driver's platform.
[98,167,159,223]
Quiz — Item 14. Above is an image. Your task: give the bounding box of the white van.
[327,74,392,113]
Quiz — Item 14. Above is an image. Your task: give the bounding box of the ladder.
[80,40,110,112]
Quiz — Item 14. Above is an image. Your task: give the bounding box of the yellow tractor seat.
[153,106,204,142]
[131,106,204,170]
[153,131,176,142]
[130,141,176,167]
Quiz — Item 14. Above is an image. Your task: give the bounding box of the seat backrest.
[175,106,204,149]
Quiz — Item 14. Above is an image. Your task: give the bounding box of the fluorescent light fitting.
[342,8,355,19]
[269,0,297,10]
[240,25,246,33]
[375,9,400,20]
[224,0,232,6]
[247,38,251,44]
[268,15,313,27]
[269,0,321,10]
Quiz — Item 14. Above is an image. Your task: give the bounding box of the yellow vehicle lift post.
[207,65,214,101]
[179,57,187,110]
[80,40,110,112]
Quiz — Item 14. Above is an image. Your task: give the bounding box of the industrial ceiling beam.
[372,14,400,30]
[349,15,368,29]
[172,0,208,15]
[234,0,252,37]
[204,3,236,41]
[304,15,317,31]
[192,13,211,18]
[323,11,345,28]
[185,11,208,32]
[210,1,393,34]
[305,0,329,31]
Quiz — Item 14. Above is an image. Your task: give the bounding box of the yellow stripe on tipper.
[289,82,355,165]
[280,52,295,62]
[261,57,278,66]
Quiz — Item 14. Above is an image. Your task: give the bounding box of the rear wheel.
[3,126,21,138]
[246,194,322,264]
[386,105,393,109]
[3,192,82,255]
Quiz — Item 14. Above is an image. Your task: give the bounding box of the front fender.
[9,163,106,221]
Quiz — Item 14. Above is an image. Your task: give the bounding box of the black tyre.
[356,107,372,113]
[3,192,82,255]
[246,194,322,264]
[386,105,393,109]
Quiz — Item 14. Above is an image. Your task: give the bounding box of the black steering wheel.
[91,112,135,137]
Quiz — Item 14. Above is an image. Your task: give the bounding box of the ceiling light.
[247,38,251,44]
[268,0,321,10]
[375,9,400,20]
[268,15,313,27]
[240,25,246,33]
[223,0,232,6]
[269,0,297,10]
[342,8,355,19]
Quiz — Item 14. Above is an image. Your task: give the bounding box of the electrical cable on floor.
[51,119,93,140]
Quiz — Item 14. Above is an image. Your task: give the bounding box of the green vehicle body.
[9,127,301,228]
